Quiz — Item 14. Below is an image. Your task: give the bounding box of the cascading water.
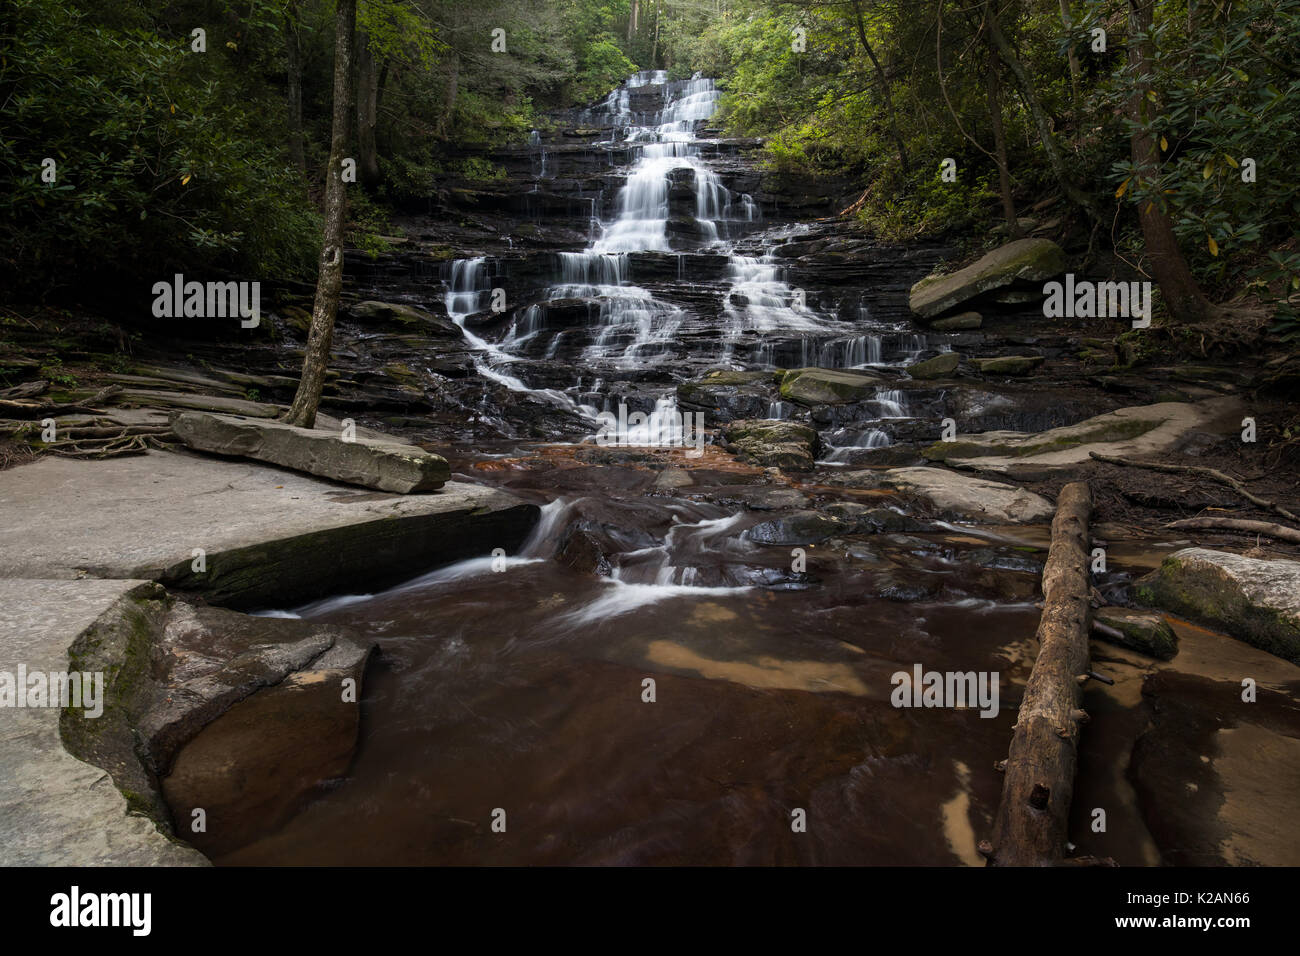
[440,72,920,449]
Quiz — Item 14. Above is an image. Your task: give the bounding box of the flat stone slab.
[0,578,207,866]
[833,465,1054,523]
[1136,548,1300,664]
[0,450,538,608]
[172,411,449,493]
[921,396,1244,479]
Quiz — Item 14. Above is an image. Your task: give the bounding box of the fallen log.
[1162,516,1300,545]
[0,380,49,399]
[986,480,1093,866]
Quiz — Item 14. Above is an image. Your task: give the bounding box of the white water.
[440,73,923,446]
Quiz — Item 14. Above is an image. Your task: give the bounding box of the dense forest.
[5,0,1298,333]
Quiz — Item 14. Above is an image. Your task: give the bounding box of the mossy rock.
[778,367,881,406]
[1094,607,1179,660]
[1134,549,1300,664]
[973,355,1044,376]
[907,352,960,380]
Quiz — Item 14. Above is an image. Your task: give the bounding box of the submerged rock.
[1094,607,1179,660]
[723,418,821,471]
[909,238,1065,319]
[1135,548,1300,663]
[744,510,843,546]
[172,410,450,493]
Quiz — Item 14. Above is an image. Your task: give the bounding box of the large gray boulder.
[909,238,1065,319]
[172,410,449,493]
[1135,548,1300,664]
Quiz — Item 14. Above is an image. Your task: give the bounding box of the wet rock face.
[61,590,375,861]
[1136,548,1300,664]
[744,510,843,546]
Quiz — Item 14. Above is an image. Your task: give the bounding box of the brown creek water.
[214,448,1227,867]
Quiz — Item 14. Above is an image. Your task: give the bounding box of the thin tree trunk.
[1058,0,1081,108]
[984,11,1097,217]
[284,2,307,173]
[286,0,357,429]
[438,53,459,138]
[986,49,1019,235]
[851,0,908,170]
[1127,0,1213,324]
[355,31,381,187]
[629,0,638,41]
[987,482,1093,866]
[652,1,660,67]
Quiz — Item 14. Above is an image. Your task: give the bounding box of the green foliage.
[1101,0,1300,311]
[0,0,320,294]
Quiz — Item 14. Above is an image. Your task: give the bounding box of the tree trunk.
[438,53,459,138]
[851,0,908,171]
[1127,0,1213,324]
[629,0,638,41]
[984,11,1097,217]
[285,0,357,430]
[355,30,381,188]
[284,2,306,173]
[986,49,1019,236]
[1058,0,1081,107]
[987,481,1093,866]
[651,1,661,68]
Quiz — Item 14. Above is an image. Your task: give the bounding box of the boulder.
[930,311,982,331]
[974,355,1044,376]
[172,410,450,493]
[907,352,960,380]
[348,300,456,336]
[723,419,821,472]
[1135,548,1300,663]
[779,367,881,406]
[920,396,1244,479]
[1093,607,1179,660]
[909,238,1065,319]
